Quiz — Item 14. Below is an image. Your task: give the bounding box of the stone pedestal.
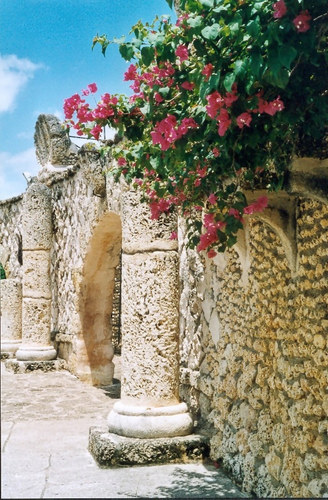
[0,279,22,357]
[90,189,202,466]
[16,182,56,362]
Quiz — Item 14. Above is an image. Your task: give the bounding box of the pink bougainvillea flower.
[63,94,83,119]
[181,81,195,91]
[170,231,178,240]
[175,44,189,62]
[124,64,138,81]
[224,84,239,107]
[117,157,127,166]
[88,83,98,93]
[273,0,287,19]
[90,124,102,140]
[208,193,217,205]
[177,117,198,136]
[217,109,231,137]
[194,178,201,187]
[212,147,220,157]
[206,91,224,119]
[236,112,252,129]
[243,196,268,215]
[154,92,164,104]
[202,63,214,81]
[207,249,217,258]
[293,10,311,32]
[228,208,244,223]
[264,97,284,116]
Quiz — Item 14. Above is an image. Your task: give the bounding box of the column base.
[4,358,67,374]
[1,340,22,358]
[89,426,209,467]
[16,345,57,361]
[108,401,194,439]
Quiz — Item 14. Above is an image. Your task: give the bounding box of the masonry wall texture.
[179,200,328,498]
[0,115,327,497]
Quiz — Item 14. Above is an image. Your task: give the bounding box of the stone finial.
[34,114,77,167]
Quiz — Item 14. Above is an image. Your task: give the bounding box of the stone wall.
[0,114,327,497]
[0,195,24,279]
[179,190,328,497]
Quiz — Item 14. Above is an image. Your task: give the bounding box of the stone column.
[0,279,22,357]
[107,190,193,438]
[16,182,56,361]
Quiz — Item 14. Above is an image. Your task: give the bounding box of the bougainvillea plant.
[64,0,327,257]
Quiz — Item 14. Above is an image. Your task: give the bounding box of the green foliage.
[0,262,6,280]
[66,0,328,257]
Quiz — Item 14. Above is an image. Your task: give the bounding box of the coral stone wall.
[179,198,328,498]
[0,196,23,279]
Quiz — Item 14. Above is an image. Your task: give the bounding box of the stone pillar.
[16,182,56,361]
[0,279,22,357]
[107,190,193,438]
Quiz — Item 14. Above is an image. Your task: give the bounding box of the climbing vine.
[64,0,328,257]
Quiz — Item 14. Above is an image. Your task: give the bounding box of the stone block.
[22,183,52,250]
[23,250,51,299]
[22,297,51,345]
[121,189,178,252]
[121,251,180,405]
[0,279,22,349]
[89,427,209,467]
[5,358,67,373]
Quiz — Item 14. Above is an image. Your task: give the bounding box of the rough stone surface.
[21,297,52,345]
[22,182,52,250]
[0,279,22,352]
[5,358,67,373]
[22,250,51,299]
[1,116,327,497]
[121,251,180,406]
[179,197,328,498]
[0,196,23,279]
[89,427,210,467]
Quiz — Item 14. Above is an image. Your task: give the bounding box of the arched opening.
[77,212,122,386]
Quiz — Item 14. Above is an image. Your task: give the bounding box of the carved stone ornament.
[34,114,78,167]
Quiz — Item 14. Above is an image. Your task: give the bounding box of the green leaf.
[233,59,246,77]
[158,86,171,97]
[279,46,298,70]
[201,23,221,41]
[119,43,134,61]
[187,16,203,29]
[141,46,155,66]
[165,0,173,8]
[199,71,220,100]
[246,19,260,38]
[249,51,263,78]
[224,73,235,92]
[199,0,214,8]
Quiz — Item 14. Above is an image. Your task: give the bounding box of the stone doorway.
[77,212,122,386]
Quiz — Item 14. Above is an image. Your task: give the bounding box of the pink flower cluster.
[151,115,198,151]
[175,44,189,62]
[64,84,120,139]
[197,213,226,253]
[256,92,284,115]
[293,10,311,32]
[124,62,175,95]
[206,84,284,136]
[273,1,312,32]
[206,85,239,136]
[243,196,268,215]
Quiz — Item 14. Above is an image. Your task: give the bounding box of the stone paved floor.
[1,358,250,499]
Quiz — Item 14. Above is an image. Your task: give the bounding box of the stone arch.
[77,212,122,386]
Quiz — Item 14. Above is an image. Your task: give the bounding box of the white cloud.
[0,148,40,200]
[0,54,43,113]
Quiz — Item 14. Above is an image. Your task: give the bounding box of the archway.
[77,212,122,386]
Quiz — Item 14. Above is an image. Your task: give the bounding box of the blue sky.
[0,0,175,199]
